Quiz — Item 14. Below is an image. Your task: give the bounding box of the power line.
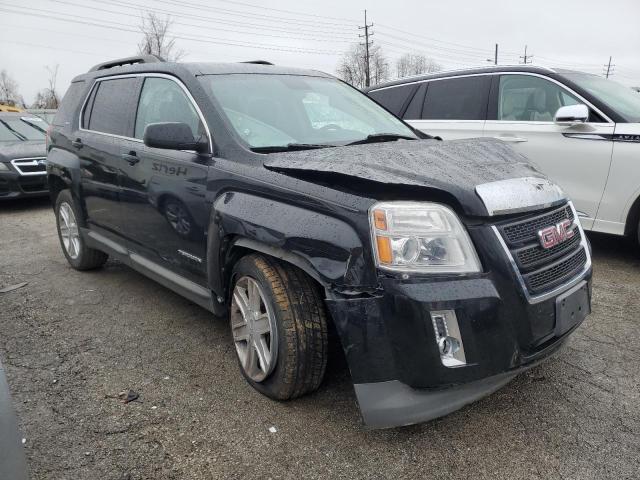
[50,0,353,43]
[0,6,343,55]
[162,0,358,24]
[153,0,357,28]
[374,31,493,59]
[376,23,518,55]
[49,0,354,37]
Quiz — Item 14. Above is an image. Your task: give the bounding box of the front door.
[118,76,211,285]
[483,74,614,228]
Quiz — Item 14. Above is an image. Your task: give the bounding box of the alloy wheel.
[230,276,278,382]
[58,202,81,260]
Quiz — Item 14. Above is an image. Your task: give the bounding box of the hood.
[264,137,566,217]
[0,141,47,163]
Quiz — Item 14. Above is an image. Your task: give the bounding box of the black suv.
[46,56,592,428]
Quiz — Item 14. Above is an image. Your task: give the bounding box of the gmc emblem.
[538,219,575,249]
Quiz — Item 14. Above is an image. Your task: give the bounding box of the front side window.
[134,77,204,140]
[86,78,138,136]
[498,75,581,122]
[422,76,491,120]
[199,74,417,149]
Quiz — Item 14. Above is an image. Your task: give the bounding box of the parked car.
[0,360,29,480]
[46,56,592,428]
[0,112,49,200]
[366,66,640,245]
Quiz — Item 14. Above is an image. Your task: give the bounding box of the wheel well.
[47,175,67,205]
[624,194,640,237]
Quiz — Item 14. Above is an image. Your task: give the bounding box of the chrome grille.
[495,203,589,298]
[11,157,47,176]
[502,204,574,244]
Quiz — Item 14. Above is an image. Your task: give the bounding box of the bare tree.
[336,44,390,89]
[138,12,186,61]
[32,64,60,109]
[396,53,442,79]
[0,70,20,106]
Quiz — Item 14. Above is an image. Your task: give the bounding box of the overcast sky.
[1,0,639,104]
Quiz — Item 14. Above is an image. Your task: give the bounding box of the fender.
[207,191,374,304]
[46,147,81,200]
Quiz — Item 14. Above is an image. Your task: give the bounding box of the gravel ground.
[1,197,639,480]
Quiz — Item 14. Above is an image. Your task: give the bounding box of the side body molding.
[207,191,372,300]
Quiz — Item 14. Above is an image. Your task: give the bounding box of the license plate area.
[555,280,590,336]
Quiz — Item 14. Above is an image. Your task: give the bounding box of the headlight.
[0,163,9,171]
[370,201,481,273]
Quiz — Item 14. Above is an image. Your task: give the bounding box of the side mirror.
[143,122,207,152]
[554,104,589,125]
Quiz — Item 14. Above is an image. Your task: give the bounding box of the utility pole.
[358,10,374,87]
[487,44,499,65]
[520,45,533,64]
[603,56,615,78]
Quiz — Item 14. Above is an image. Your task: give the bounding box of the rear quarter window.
[422,76,491,120]
[368,84,418,116]
[52,81,86,127]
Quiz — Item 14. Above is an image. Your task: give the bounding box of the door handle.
[496,135,528,143]
[71,138,83,149]
[121,151,140,166]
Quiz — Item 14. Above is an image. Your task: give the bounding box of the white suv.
[366,66,640,244]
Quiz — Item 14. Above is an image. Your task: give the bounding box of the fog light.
[430,310,466,367]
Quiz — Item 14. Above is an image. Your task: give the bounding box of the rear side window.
[422,76,491,120]
[368,84,417,116]
[86,78,138,136]
[52,81,85,127]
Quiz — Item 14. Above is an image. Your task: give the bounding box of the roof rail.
[89,55,166,72]
[240,60,274,65]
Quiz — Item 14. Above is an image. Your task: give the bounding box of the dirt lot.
[1,197,639,480]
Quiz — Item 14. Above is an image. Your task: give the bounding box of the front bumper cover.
[0,171,48,200]
[354,336,567,429]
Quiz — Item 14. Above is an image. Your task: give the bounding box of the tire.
[55,189,108,270]
[229,254,328,400]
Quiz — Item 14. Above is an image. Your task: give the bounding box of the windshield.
[0,116,48,142]
[564,73,640,123]
[199,74,417,150]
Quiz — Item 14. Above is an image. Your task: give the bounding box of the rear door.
[118,75,211,285]
[483,74,614,227]
[407,75,491,140]
[77,76,140,236]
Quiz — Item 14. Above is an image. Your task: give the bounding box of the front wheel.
[55,190,108,270]
[229,254,328,400]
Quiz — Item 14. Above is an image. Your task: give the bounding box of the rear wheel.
[229,254,328,400]
[55,190,108,270]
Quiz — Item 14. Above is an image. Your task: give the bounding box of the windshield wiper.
[251,143,335,153]
[0,120,27,141]
[347,133,416,146]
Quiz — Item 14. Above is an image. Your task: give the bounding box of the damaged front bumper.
[326,264,591,429]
